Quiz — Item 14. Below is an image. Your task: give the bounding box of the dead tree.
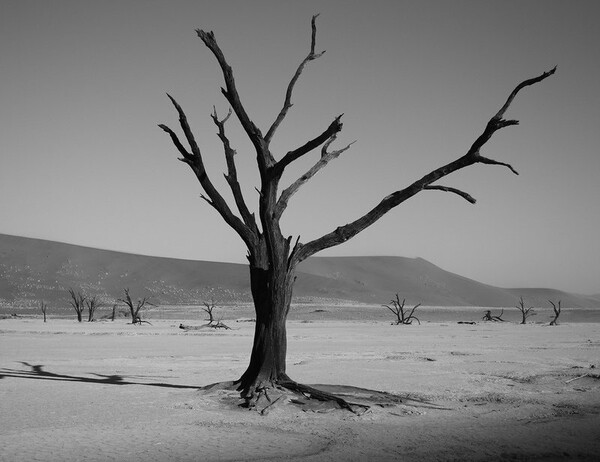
[202,300,217,324]
[383,294,421,325]
[483,309,506,322]
[159,15,554,411]
[40,300,48,323]
[86,295,100,322]
[68,289,86,323]
[111,304,117,321]
[515,296,536,324]
[549,300,562,325]
[118,288,152,325]
[202,300,231,329]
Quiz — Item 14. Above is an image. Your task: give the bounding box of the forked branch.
[265,14,326,144]
[275,115,344,175]
[275,135,355,219]
[196,29,271,169]
[211,107,258,233]
[383,294,421,325]
[159,95,257,250]
[515,296,536,324]
[118,288,153,325]
[290,67,556,265]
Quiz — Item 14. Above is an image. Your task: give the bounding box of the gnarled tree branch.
[275,135,355,219]
[196,29,273,171]
[494,67,556,120]
[159,95,257,251]
[265,14,326,144]
[290,67,556,265]
[211,107,259,234]
[274,115,344,175]
[157,123,193,163]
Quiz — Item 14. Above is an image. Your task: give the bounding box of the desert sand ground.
[1,308,599,461]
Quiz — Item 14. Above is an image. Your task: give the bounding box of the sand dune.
[2,234,599,309]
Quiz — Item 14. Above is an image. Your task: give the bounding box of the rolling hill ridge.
[1,234,598,308]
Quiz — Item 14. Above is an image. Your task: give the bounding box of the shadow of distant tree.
[0,362,199,390]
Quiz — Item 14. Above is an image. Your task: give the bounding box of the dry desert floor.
[1,313,599,461]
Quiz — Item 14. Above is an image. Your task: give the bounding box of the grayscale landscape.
[2,235,600,461]
[2,1,600,461]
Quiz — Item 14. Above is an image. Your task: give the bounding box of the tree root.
[237,379,446,415]
[201,378,445,415]
[277,379,370,415]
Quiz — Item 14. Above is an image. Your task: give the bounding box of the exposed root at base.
[276,380,370,415]
[200,379,445,415]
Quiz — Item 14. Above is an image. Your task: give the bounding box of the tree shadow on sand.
[1,362,449,415]
[0,362,200,390]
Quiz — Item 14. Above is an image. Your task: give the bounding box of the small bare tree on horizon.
[86,295,100,322]
[118,288,152,325]
[68,289,86,323]
[516,296,536,324]
[549,300,562,325]
[40,300,48,323]
[159,15,555,411]
[202,300,217,324]
[383,294,421,325]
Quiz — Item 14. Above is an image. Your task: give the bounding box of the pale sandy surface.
[1,317,599,461]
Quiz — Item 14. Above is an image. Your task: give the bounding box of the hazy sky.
[1,1,599,294]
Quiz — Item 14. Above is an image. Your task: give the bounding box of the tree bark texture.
[236,263,295,401]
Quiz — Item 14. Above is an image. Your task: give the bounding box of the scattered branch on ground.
[482,309,506,322]
[179,320,231,331]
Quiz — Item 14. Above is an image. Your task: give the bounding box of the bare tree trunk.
[40,301,47,323]
[236,263,295,404]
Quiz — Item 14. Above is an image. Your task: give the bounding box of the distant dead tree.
[515,296,536,324]
[482,309,506,322]
[383,294,421,325]
[180,300,231,329]
[118,288,152,325]
[111,304,117,321]
[86,295,100,322]
[40,300,48,323]
[202,300,217,324]
[68,289,86,323]
[549,300,562,325]
[159,15,555,411]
